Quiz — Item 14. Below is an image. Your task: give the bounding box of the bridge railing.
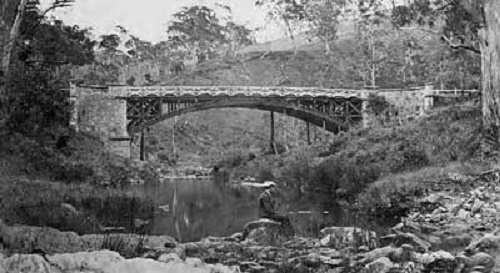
[432,89,480,96]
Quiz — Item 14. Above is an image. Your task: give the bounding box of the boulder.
[288,252,343,268]
[102,258,237,273]
[245,227,282,246]
[242,219,281,240]
[0,254,52,273]
[242,219,285,245]
[380,231,431,252]
[0,251,238,273]
[414,250,455,264]
[47,250,124,271]
[158,253,182,263]
[0,225,86,254]
[320,227,378,250]
[354,246,399,264]
[0,222,176,255]
[456,252,495,273]
[363,257,394,273]
[465,235,500,255]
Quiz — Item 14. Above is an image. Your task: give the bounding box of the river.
[137,177,358,242]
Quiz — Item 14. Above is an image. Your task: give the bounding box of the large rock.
[80,234,176,253]
[320,227,378,250]
[0,225,85,254]
[245,227,282,246]
[0,221,176,255]
[456,252,495,273]
[465,235,500,255]
[242,219,281,239]
[242,219,285,245]
[47,250,124,271]
[354,246,399,264]
[380,231,431,252]
[464,236,500,273]
[0,253,52,273]
[0,251,238,273]
[362,257,395,273]
[102,258,237,273]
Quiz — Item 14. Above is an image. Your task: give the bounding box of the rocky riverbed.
[2,170,500,273]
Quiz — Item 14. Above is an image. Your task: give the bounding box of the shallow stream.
[138,177,355,242]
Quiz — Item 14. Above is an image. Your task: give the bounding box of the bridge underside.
[125,96,363,134]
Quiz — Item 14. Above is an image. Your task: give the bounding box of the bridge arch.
[128,97,362,134]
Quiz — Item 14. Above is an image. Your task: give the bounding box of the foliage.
[19,14,96,66]
[5,3,95,133]
[366,93,391,116]
[304,0,347,53]
[264,104,480,213]
[391,0,482,54]
[0,175,156,236]
[167,5,253,62]
[308,158,381,207]
[255,0,308,53]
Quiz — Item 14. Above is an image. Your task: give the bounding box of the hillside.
[239,20,357,53]
[145,108,330,169]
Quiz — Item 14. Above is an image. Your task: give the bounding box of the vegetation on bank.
[223,102,485,230]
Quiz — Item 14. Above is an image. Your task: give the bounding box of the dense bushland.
[270,104,483,226]
[0,130,160,187]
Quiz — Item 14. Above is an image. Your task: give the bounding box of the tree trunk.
[0,0,27,123]
[2,0,27,83]
[481,0,500,155]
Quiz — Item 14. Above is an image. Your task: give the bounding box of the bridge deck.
[110,85,370,99]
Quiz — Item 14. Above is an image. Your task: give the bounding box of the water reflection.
[145,178,258,241]
[139,177,352,242]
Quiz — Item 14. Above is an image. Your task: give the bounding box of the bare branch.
[441,34,481,54]
[40,1,74,19]
[24,0,75,36]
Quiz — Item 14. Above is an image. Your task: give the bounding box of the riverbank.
[3,168,500,273]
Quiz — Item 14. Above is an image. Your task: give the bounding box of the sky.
[40,0,279,44]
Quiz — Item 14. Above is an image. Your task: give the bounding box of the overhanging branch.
[441,35,481,54]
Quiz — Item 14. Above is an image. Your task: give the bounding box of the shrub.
[308,158,381,207]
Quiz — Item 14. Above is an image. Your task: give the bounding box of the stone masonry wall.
[363,85,434,127]
[71,84,131,158]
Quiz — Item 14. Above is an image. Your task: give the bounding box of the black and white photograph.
[0,0,498,272]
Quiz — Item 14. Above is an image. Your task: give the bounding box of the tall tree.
[305,0,347,54]
[392,0,500,154]
[0,0,74,127]
[167,5,226,63]
[255,0,307,54]
[1,0,28,117]
[8,3,95,133]
[354,5,399,87]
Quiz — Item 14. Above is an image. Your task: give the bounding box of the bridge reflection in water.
[139,177,353,242]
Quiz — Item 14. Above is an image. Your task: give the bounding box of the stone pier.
[70,83,131,158]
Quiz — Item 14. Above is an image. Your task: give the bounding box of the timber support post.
[306,121,311,145]
[140,128,145,161]
[270,110,276,153]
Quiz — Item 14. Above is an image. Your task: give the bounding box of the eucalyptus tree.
[391,0,500,154]
[0,0,74,127]
[255,0,307,54]
[167,5,227,63]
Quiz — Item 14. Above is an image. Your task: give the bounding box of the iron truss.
[125,95,364,134]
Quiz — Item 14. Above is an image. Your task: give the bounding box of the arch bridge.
[70,84,434,158]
